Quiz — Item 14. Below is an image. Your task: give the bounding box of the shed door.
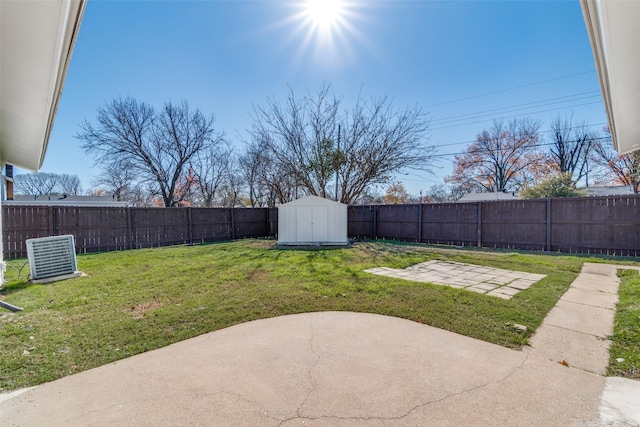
[312,206,329,242]
[296,206,314,242]
[295,206,329,242]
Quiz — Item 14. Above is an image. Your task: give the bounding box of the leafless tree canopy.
[77,97,223,207]
[189,142,233,207]
[241,139,300,207]
[218,153,245,207]
[591,133,640,193]
[250,85,434,204]
[548,114,598,182]
[14,172,82,196]
[239,142,271,207]
[92,162,138,202]
[56,174,83,196]
[446,118,544,193]
[424,183,468,203]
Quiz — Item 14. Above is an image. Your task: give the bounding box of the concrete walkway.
[1,264,639,426]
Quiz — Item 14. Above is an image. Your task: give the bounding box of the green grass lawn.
[0,239,635,392]
[608,269,640,379]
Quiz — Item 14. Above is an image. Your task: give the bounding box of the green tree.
[520,173,586,199]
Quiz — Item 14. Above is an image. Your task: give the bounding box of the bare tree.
[56,174,83,195]
[251,86,339,200]
[77,97,220,207]
[14,172,83,197]
[446,118,545,193]
[424,183,467,203]
[250,85,434,204]
[190,141,231,207]
[219,154,245,207]
[240,140,299,207]
[548,114,598,183]
[592,135,640,193]
[239,143,268,207]
[92,162,137,201]
[337,96,433,204]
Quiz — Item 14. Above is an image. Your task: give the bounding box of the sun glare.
[306,0,343,29]
[276,0,369,70]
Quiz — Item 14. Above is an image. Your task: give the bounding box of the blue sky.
[35,0,606,196]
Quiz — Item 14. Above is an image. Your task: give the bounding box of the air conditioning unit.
[26,235,80,282]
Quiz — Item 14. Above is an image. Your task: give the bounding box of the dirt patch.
[272,244,352,250]
[247,269,270,281]
[126,302,163,319]
[245,240,274,249]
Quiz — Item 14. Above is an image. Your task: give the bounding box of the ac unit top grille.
[26,235,78,280]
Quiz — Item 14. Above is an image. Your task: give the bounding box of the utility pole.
[335,124,341,202]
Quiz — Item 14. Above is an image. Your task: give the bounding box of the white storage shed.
[277,195,348,246]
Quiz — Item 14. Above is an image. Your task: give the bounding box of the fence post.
[187,207,193,244]
[546,198,551,251]
[127,207,134,250]
[417,204,423,243]
[230,207,236,240]
[476,203,482,247]
[373,205,378,240]
[48,206,54,235]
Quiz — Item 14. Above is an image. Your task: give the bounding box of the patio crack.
[279,349,530,425]
[279,315,321,426]
[387,349,530,422]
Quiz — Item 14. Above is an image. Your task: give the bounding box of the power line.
[430,91,600,124]
[425,70,596,109]
[430,100,603,130]
[430,135,611,159]
[431,95,600,126]
[432,121,608,149]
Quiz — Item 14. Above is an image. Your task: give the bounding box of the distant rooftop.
[458,186,634,203]
[457,192,519,203]
[5,195,130,207]
[583,186,634,197]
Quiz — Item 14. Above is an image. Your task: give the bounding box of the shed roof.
[279,195,346,207]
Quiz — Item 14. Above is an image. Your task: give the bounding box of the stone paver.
[365,260,546,299]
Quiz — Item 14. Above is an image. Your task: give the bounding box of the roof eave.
[0,0,87,170]
[580,0,640,154]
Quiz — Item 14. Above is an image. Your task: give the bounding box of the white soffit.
[581,0,640,154]
[0,0,86,170]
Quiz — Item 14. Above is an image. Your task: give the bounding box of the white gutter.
[580,0,617,148]
[580,0,640,154]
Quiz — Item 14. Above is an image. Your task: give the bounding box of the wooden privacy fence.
[3,195,639,259]
[2,206,278,259]
[348,195,640,256]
